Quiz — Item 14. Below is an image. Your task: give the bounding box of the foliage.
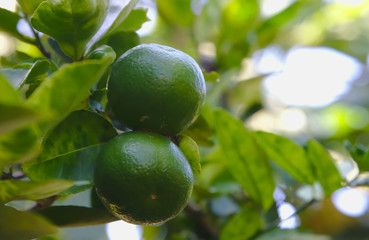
[0,0,369,239]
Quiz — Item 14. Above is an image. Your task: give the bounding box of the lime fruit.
[107,43,206,135]
[94,131,194,225]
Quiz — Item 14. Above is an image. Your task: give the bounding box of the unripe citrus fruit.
[94,131,194,225]
[107,43,206,135]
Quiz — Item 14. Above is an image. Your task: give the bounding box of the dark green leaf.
[36,206,117,227]
[0,205,57,240]
[86,45,116,61]
[220,203,262,240]
[0,8,34,44]
[157,0,193,26]
[38,110,116,160]
[22,60,50,86]
[0,179,74,204]
[23,145,102,194]
[101,0,139,40]
[178,135,201,174]
[31,0,109,60]
[255,131,316,184]
[16,0,46,15]
[0,126,41,164]
[23,110,116,194]
[26,57,114,127]
[215,110,275,209]
[113,8,149,32]
[307,140,342,195]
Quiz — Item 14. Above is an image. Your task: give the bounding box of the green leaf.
[0,8,34,44]
[0,104,47,135]
[345,141,369,172]
[86,45,116,61]
[157,0,194,26]
[307,140,342,195]
[258,229,331,240]
[256,1,305,47]
[215,110,275,209]
[203,70,220,82]
[31,0,109,60]
[227,75,266,115]
[101,0,139,40]
[220,203,262,240]
[26,57,114,127]
[21,60,50,86]
[106,31,140,57]
[0,205,57,240]
[36,206,117,227]
[114,8,149,32]
[23,110,116,194]
[1,68,29,89]
[182,114,214,147]
[0,73,21,104]
[255,131,316,185]
[221,0,258,42]
[0,179,74,204]
[178,135,201,174]
[216,0,258,69]
[17,0,46,15]
[0,126,41,164]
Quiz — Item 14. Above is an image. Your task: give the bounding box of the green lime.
[94,131,194,225]
[107,43,206,135]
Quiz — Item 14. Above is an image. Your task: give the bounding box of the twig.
[23,15,51,59]
[30,195,59,211]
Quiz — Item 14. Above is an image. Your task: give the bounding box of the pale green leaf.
[255,131,316,184]
[102,0,139,39]
[0,179,74,204]
[220,203,262,240]
[203,70,220,82]
[0,73,21,104]
[31,0,109,60]
[215,110,275,209]
[17,0,46,15]
[0,104,47,135]
[182,114,214,147]
[157,0,193,26]
[307,140,342,195]
[26,57,114,126]
[114,8,149,32]
[0,125,41,164]
[0,205,57,240]
[179,135,201,174]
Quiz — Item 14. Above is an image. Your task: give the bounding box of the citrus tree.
[1,0,369,239]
